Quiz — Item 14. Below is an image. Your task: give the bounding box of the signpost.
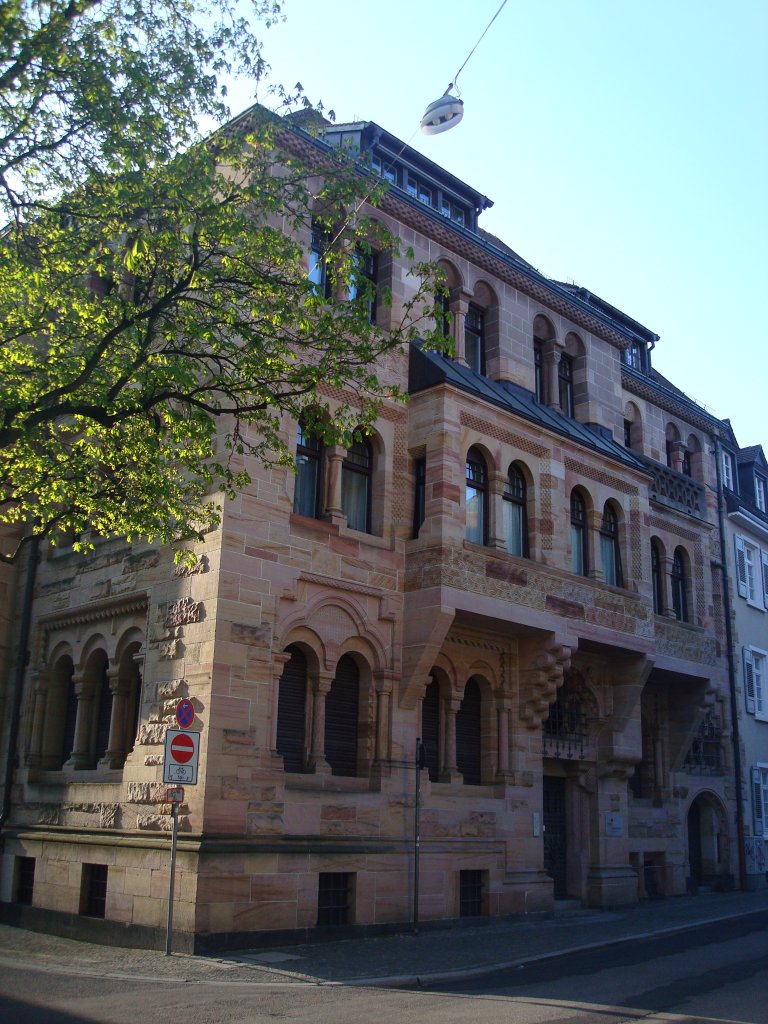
[163,721,200,955]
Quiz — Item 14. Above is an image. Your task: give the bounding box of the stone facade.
[0,116,740,950]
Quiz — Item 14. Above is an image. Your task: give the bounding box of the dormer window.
[369,148,472,229]
[722,451,735,491]
[623,342,644,370]
[755,475,767,513]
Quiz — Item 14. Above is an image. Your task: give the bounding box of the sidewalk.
[1,889,767,989]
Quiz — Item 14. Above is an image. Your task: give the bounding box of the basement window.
[459,869,486,917]
[14,857,35,905]
[80,864,108,918]
[317,872,354,927]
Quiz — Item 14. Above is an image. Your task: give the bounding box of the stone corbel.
[518,638,572,729]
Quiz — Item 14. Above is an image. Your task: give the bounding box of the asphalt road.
[0,915,765,1024]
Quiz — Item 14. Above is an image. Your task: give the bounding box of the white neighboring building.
[722,434,768,887]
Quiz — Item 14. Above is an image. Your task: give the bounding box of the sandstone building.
[0,114,744,949]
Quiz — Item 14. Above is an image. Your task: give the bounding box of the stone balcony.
[638,454,707,520]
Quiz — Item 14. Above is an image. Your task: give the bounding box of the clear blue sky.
[234,0,768,449]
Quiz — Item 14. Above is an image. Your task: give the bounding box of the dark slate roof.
[737,444,766,466]
[551,282,659,344]
[409,345,648,473]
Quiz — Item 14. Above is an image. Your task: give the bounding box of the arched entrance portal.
[687,793,728,889]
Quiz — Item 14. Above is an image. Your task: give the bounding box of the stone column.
[586,508,602,581]
[496,703,513,779]
[545,347,561,409]
[373,671,393,765]
[100,666,126,770]
[662,555,677,617]
[64,671,92,770]
[25,672,47,767]
[308,672,333,774]
[323,445,346,527]
[440,695,462,782]
[489,470,509,551]
[585,759,639,908]
[450,290,470,365]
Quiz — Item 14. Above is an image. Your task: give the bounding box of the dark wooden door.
[543,776,567,898]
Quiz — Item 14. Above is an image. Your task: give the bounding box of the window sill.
[24,767,124,785]
[284,772,379,794]
[289,513,391,548]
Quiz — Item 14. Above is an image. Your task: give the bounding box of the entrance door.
[543,776,567,898]
[687,800,703,886]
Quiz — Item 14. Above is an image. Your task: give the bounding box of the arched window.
[276,646,308,773]
[422,675,441,783]
[465,448,488,545]
[342,436,372,533]
[42,655,77,770]
[558,354,574,417]
[347,249,378,324]
[570,490,588,576]
[464,304,485,375]
[600,503,622,587]
[672,549,689,622]
[534,339,544,402]
[325,655,360,777]
[412,457,426,539]
[294,421,323,520]
[308,222,332,299]
[456,678,482,785]
[651,540,665,614]
[503,464,528,557]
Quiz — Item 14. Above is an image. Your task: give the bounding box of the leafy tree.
[0,1,443,561]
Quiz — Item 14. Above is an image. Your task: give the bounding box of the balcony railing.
[638,455,707,520]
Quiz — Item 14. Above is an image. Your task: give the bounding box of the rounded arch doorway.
[687,792,729,890]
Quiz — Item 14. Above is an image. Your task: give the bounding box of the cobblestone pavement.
[2,889,767,988]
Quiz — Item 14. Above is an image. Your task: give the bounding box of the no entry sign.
[163,728,200,785]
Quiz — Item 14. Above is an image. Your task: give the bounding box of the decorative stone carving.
[165,597,201,628]
[173,554,209,578]
[99,804,118,829]
[159,638,180,659]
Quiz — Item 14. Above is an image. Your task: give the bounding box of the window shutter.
[762,551,768,610]
[421,678,441,783]
[456,678,482,785]
[755,654,766,720]
[325,655,359,778]
[276,647,308,773]
[734,536,748,598]
[753,766,764,837]
[744,648,756,714]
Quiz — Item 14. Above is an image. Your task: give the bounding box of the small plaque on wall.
[605,813,624,837]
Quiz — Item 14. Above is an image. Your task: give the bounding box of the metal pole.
[165,801,178,955]
[413,738,423,935]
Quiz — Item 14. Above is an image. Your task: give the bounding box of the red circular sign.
[170,733,195,764]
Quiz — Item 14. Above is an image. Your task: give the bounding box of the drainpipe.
[713,440,746,889]
[0,536,39,834]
